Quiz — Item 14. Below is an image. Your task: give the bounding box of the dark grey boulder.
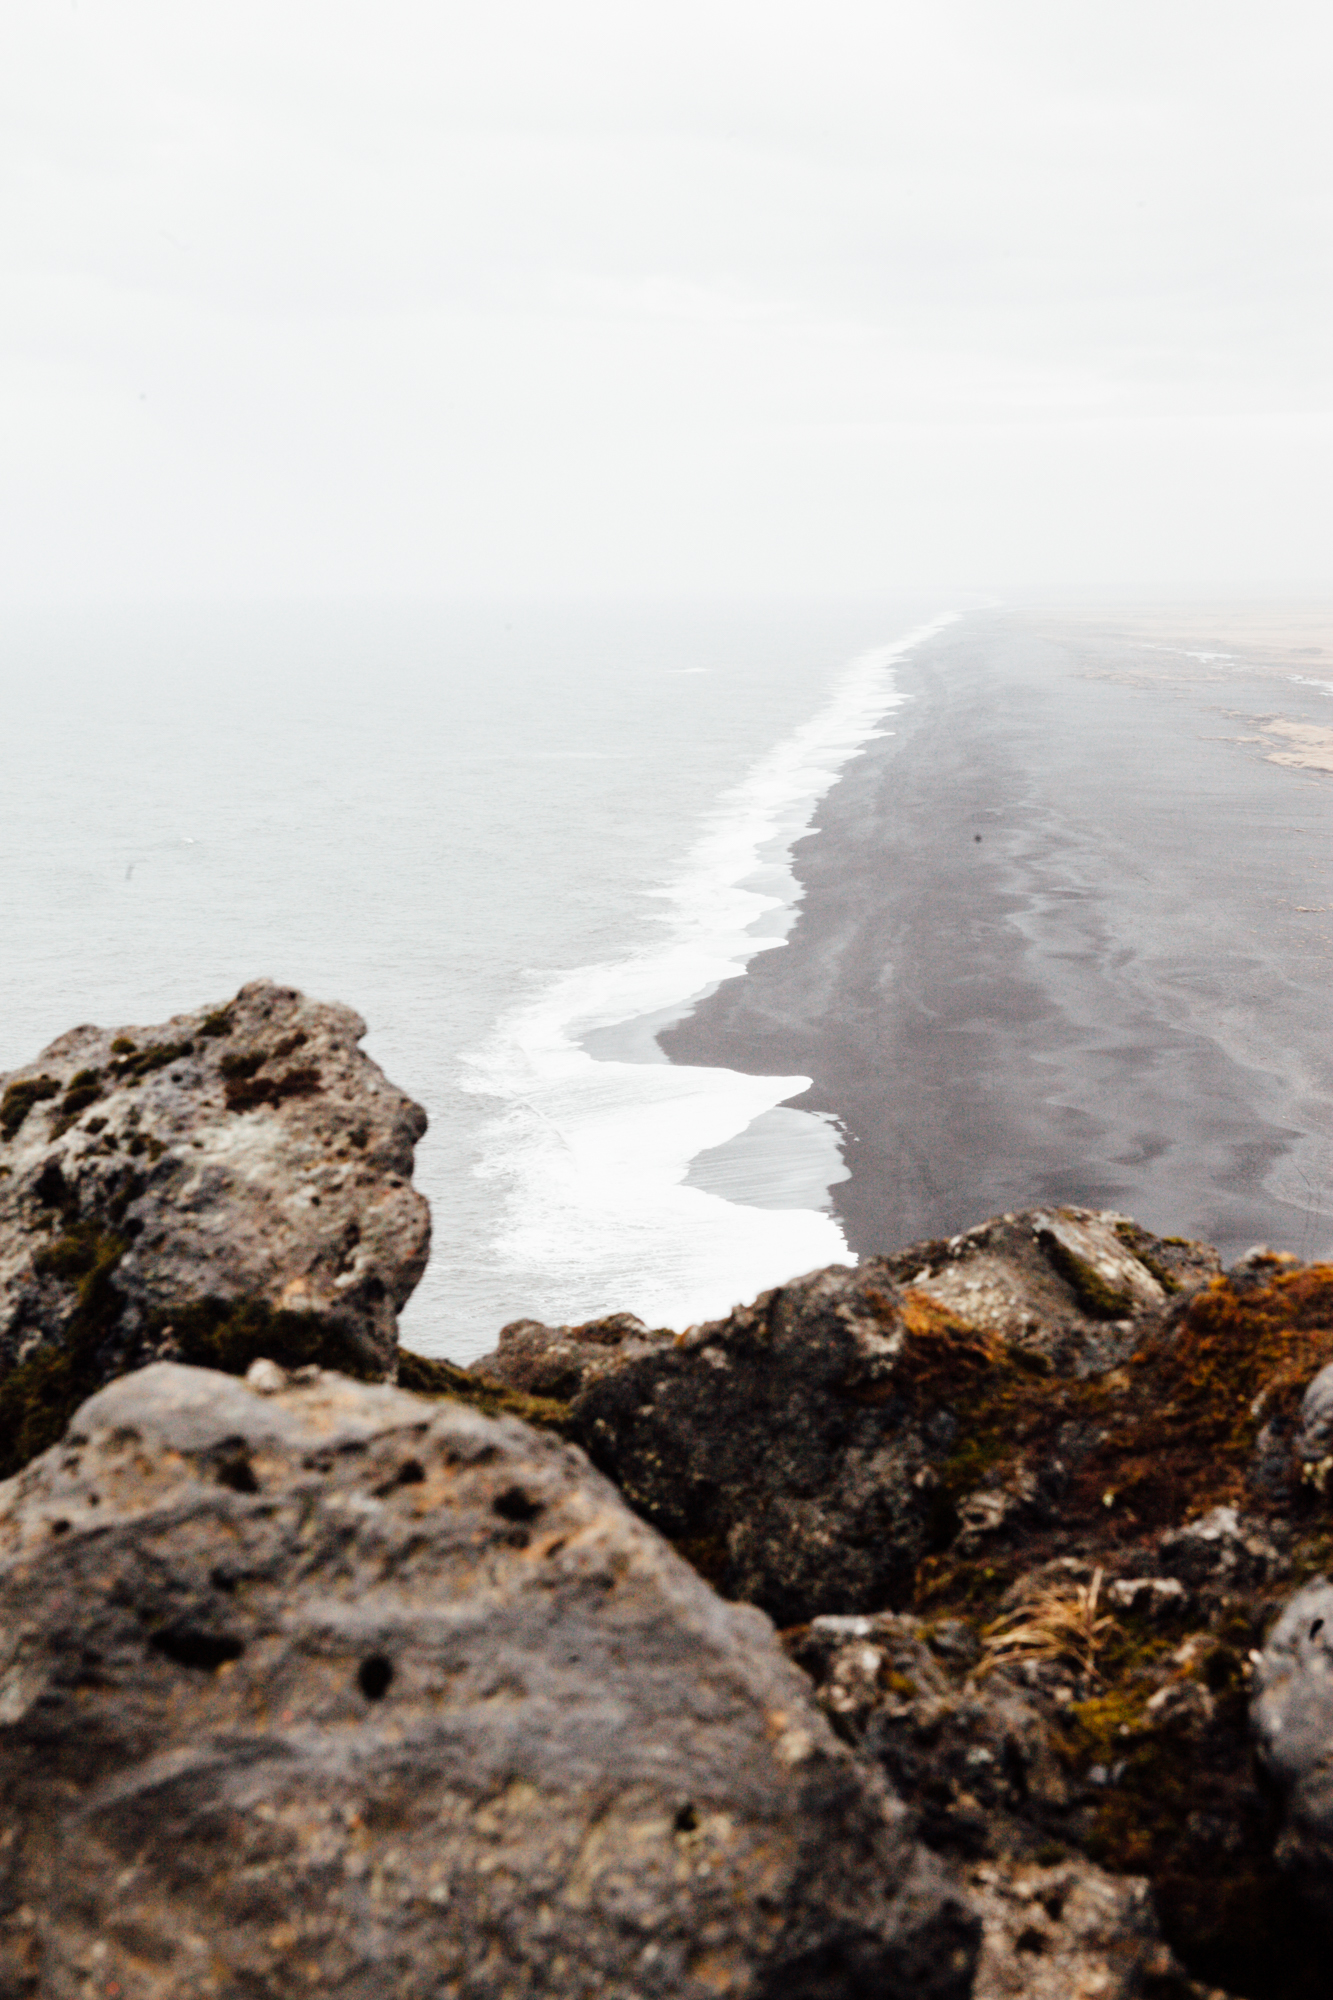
[784,1614,1194,1997]
[1295,1360,1333,1480]
[880,1206,1218,1373]
[1252,1576,1333,1912]
[0,1362,977,1999]
[571,1260,946,1625]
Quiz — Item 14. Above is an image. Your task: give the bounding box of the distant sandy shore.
[661,605,1333,1264]
[1032,602,1333,772]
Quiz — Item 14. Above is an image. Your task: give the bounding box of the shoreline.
[660,606,1333,1266]
[450,617,959,1342]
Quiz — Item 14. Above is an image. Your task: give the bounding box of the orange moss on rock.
[1105,1264,1333,1521]
[894,1263,1333,1998]
[909,1264,1333,1588]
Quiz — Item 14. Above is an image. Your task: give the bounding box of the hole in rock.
[358,1654,394,1701]
[33,1160,69,1208]
[674,1803,699,1834]
[1311,1618,1325,1641]
[492,1485,544,1524]
[216,1451,259,1494]
[151,1628,245,1672]
[395,1460,425,1485]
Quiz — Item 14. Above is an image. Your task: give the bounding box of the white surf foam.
[459,613,958,1335]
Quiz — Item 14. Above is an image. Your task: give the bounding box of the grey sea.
[0,594,941,1357]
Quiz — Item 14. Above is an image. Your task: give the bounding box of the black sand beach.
[661,607,1333,1264]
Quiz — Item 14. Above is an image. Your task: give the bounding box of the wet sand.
[659,606,1333,1264]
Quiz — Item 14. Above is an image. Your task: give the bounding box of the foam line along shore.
[454,613,959,1350]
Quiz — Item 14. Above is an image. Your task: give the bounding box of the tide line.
[460,612,958,1332]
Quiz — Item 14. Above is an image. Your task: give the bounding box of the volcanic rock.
[784,1613,1218,1995]
[0,982,429,1473]
[474,1309,675,1401]
[787,1612,1070,1863]
[1293,1359,1333,1485]
[563,1211,1214,1626]
[967,1857,1181,2000]
[0,1360,979,2000]
[883,1206,1220,1375]
[1157,1507,1280,1595]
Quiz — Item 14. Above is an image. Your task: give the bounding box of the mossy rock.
[155,1296,382,1383]
[0,1076,60,1142]
[1036,1227,1136,1319]
[898,1262,1333,1997]
[0,1225,129,1479]
[395,1347,575,1435]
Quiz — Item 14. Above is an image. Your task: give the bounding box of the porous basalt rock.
[1293,1359,1333,1488]
[783,1605,1261,1996]
[1158,1506,1280,1594]
[572,1262,965,1625]
[0,1361,979,2000]
[787,1612,1072,1861]
[0,982,430,1473]
[782,1609,1261,1995]
[967,1856,1185,2000]
[497,1208,1217,1418]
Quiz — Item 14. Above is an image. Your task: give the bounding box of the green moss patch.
[1036,1227,1136,1319]
[0,1226,129,1478]
[49,1069,106,1138]
[1055,1677,1311,1994]
[219,1050,265,1082]
[1114,1219,1182,1293]
[395,1348,575,1434]
[1,1076,60,1142]
[156,1297,380,1381]
[112,1038,195,1081]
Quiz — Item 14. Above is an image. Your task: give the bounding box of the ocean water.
[0,594,946,1357]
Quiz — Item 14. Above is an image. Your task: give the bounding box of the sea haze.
[0,594,942,1357]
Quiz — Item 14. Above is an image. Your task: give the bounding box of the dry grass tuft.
[978,1568,1117,1684]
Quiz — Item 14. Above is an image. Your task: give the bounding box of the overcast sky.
[3,0,1331,601]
